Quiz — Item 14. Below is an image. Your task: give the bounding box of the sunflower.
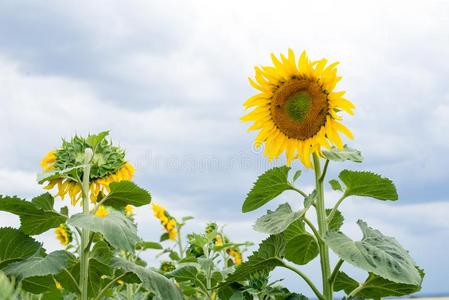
[95,205,110,218]
[124,204,134,217]
[227,248,242,265]
[152,203,177,241]
[54,224,72,246]
[242,50,355,167]
[39,133,134,205]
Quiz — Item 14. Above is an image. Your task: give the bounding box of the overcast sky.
[0,0,448,296]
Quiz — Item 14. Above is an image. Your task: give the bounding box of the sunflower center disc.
[271,78,329,140]
[286,91,312,122]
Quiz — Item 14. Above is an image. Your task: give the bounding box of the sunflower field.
[0,50,424,300]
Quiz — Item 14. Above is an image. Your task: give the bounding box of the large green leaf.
[0,195,66,235]
[254,203,300,235]
[326,209,344,232]
[225,235,285,284]
[242,166,292,213]
[283,220,306,240]
[285,234,319,265]
[21,275,59,294]
[68,208,140,252]
[3,251,71,280]
[334,271,423,298]
[339,170,398,200]
[136,241,163,250]
[56,241,111,298]
[102,181,151,209]
[111,257,183,300]
[326,220,421,285]
[322,145,363,163]
[0,227,43,269]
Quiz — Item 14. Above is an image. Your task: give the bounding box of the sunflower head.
[54,224,72,246]
[152,203,177,241]
[242,50,355,167]
[39,132,134,205]
[227,247,242,265]
[124,204,134,217]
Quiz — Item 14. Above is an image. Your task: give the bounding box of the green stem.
[290,186,307,197]
[304,217,323,243]
[281,261,324,300]
[313,154,332,300]
[79,149,93,300]
[327,194,346,223]
[329,259,344,290]
[177,225,184,259]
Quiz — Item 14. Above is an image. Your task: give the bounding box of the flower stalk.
[80,148,93,300]
[313,154,332,300]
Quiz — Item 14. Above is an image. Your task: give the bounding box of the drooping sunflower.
[242,50,355,167]
[152,203,177,240]
[39,133,134,205]
[54,224,72,246]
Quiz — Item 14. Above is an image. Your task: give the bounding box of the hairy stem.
[329,259,344,290]
[80,149,93,300]
[313,154,332,300]
[177,225,184,259]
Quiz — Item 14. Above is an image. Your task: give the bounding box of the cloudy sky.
[0,0,448,296]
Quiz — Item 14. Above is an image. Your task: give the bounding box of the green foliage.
[328,179,342,191]
[322,145,363,163]
[254,203,300,235]
[339,170,398,200]
[326,209,344,232]
[285,234,318,265]
[136,241,163,250]
[68,208,140,252]
[334,271,423,298]
[326,220,422,285]
[225,235,285,284]
[3,251,72,280]
[111,257,183,300]
[242,166,293,213]
[0,194,66,235]
[101,181,151,209]
[0,227,43,269]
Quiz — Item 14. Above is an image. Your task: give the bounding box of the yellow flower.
[95,205,110,218]
[117,279,124,285]
[228,248,242,265]
[215,234,224,247]
[124,204,134,217]
[55,281,63,290]
[54,224,71,246]
[242,50,355,167]
[152,203,177,241]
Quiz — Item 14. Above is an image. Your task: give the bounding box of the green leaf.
[242,166,292,213]
[102,181,151,209]
[111,257,183,300]
[68,208,140,252]
[326,220,422,285]
[339,170,398,200]
[322,145,363,163]
[0,227,43,269]
[254,203,300,235]
[224,235,285,284]
[21,276,59,294]
[333,271,359,294]
[136,241,163,250]
[334,271,423,298]
[37,165,84,184]
[292,170,302,182]
[86,130,109,148]
[167,266,198,282]
[326,209,344,232]
[283,220,306,240]
[0,195,66,235]
[285,234,319,265]
[31,193,54,211]
[3,251,71,280]
[329,179,343,191]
